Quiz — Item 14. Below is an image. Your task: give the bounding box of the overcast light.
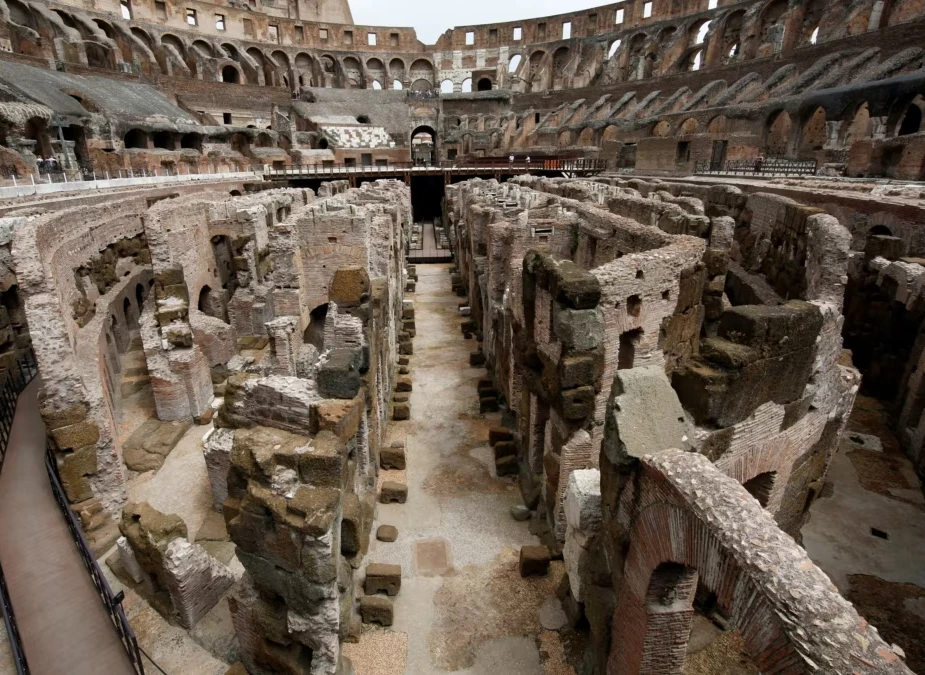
[348,0,614,45]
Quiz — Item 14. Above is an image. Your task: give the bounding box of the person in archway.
[526,155,531,167]
[754,154,764,174]
[509,153,514,166]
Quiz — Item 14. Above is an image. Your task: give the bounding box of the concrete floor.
[801,395,925,671]
[344,264,573,675]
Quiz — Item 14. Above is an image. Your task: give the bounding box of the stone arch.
[93,19,116,40]
[557,130,572,147]
[342,56,362,87]
[606,471,859,675]
[652,120,671,137]
[408,59,435,89]
[602,125,620,142]
[800,0,826,44]
[578,127,595,145]
[756,0,789,56]
[527,50,547,88]
[552,46,570,74]
[607,40,622,59]
[843,101,872,144]
[271,49,289,69]
[461,78,472,92]
[799,105,827,156]
[7,0,37,30]
[366,57,385,86]
[191,39,213,58]
[896,95,925,136]
[477,77,492,91]
[508,53,523,72]
[389,57,406,82]
[719,9,746,63]
[222,64,241,83]
[160,33,186,59]
[679,118,699,135]
[130,26,152,47]
[440,79,454,93]
[707,115,727,134]
[765,109,792,155]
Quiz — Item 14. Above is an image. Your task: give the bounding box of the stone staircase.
[120,331,151,397]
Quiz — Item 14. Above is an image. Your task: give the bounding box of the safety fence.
[0,350,39,675]
[694,158,817,176]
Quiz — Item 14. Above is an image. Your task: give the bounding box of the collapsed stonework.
[446,174,918,672]
[449,175,857,542]
[0,177,412,673]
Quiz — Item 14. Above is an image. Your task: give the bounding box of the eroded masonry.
[0,0,923,673]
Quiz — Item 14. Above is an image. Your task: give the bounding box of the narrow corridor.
[344,264,578,674]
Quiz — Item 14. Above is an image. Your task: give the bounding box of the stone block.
[395,376,412,392]
[519,545,551,577]
[564,469,602,533]
[559,386,595,421]
[364,563,402,596]
[359,596,393,626]
[398,356,410,366]
[298,431,347,488]
[553,308,604,352]
[603,366,690,467]
[392,392,410,403]
[380,445,406,470]
[376,525,398,542]
[50,419,100,450]
[496,454,518,477]
[488,427,513,445]
[480,397,499,413]
[317,348,362,399]
[493,440,516,462]
[398,340,413,356]
[379,481,407,503]
[469,351,485,366]
[558,355,598,389]
[392,403,410,420]
[123,418,193,473]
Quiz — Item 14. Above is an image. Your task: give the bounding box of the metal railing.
[266,157,608,178]
[0,349,39,675]
[694,158,817,176]
[44,436,149,675]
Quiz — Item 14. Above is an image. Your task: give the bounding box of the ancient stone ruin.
[0,0,922,673]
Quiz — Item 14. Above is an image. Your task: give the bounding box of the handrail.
[44,436,150,675]
[0,349,39,675]
[694,158,817,176]
[263,157,608,178]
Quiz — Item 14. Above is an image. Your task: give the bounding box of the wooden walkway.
[408,221,452,263]
[0,379,135,675]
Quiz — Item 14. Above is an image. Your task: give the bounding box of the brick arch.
[301,245,368,310]
[609,502,785,674]
[607,450,910,675]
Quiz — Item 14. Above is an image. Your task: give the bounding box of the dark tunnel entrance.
[410,176,444,222]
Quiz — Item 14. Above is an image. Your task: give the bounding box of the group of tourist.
[36,156,60,173]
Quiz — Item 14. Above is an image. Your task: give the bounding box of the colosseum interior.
[0,0,923,673]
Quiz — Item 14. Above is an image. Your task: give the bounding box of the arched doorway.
[222,65,240,83]
[411,125,436,165]
[477,78,492,91]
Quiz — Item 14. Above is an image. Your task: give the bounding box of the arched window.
[508,54,522,73]
[695,20,711,44]
[392,79,403,90]
[440,79,454,93]
[461,78,472,92]
[477,78,492,91]
[222,65,239,83]
[372,80,382,89]
[608,40,622,58]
